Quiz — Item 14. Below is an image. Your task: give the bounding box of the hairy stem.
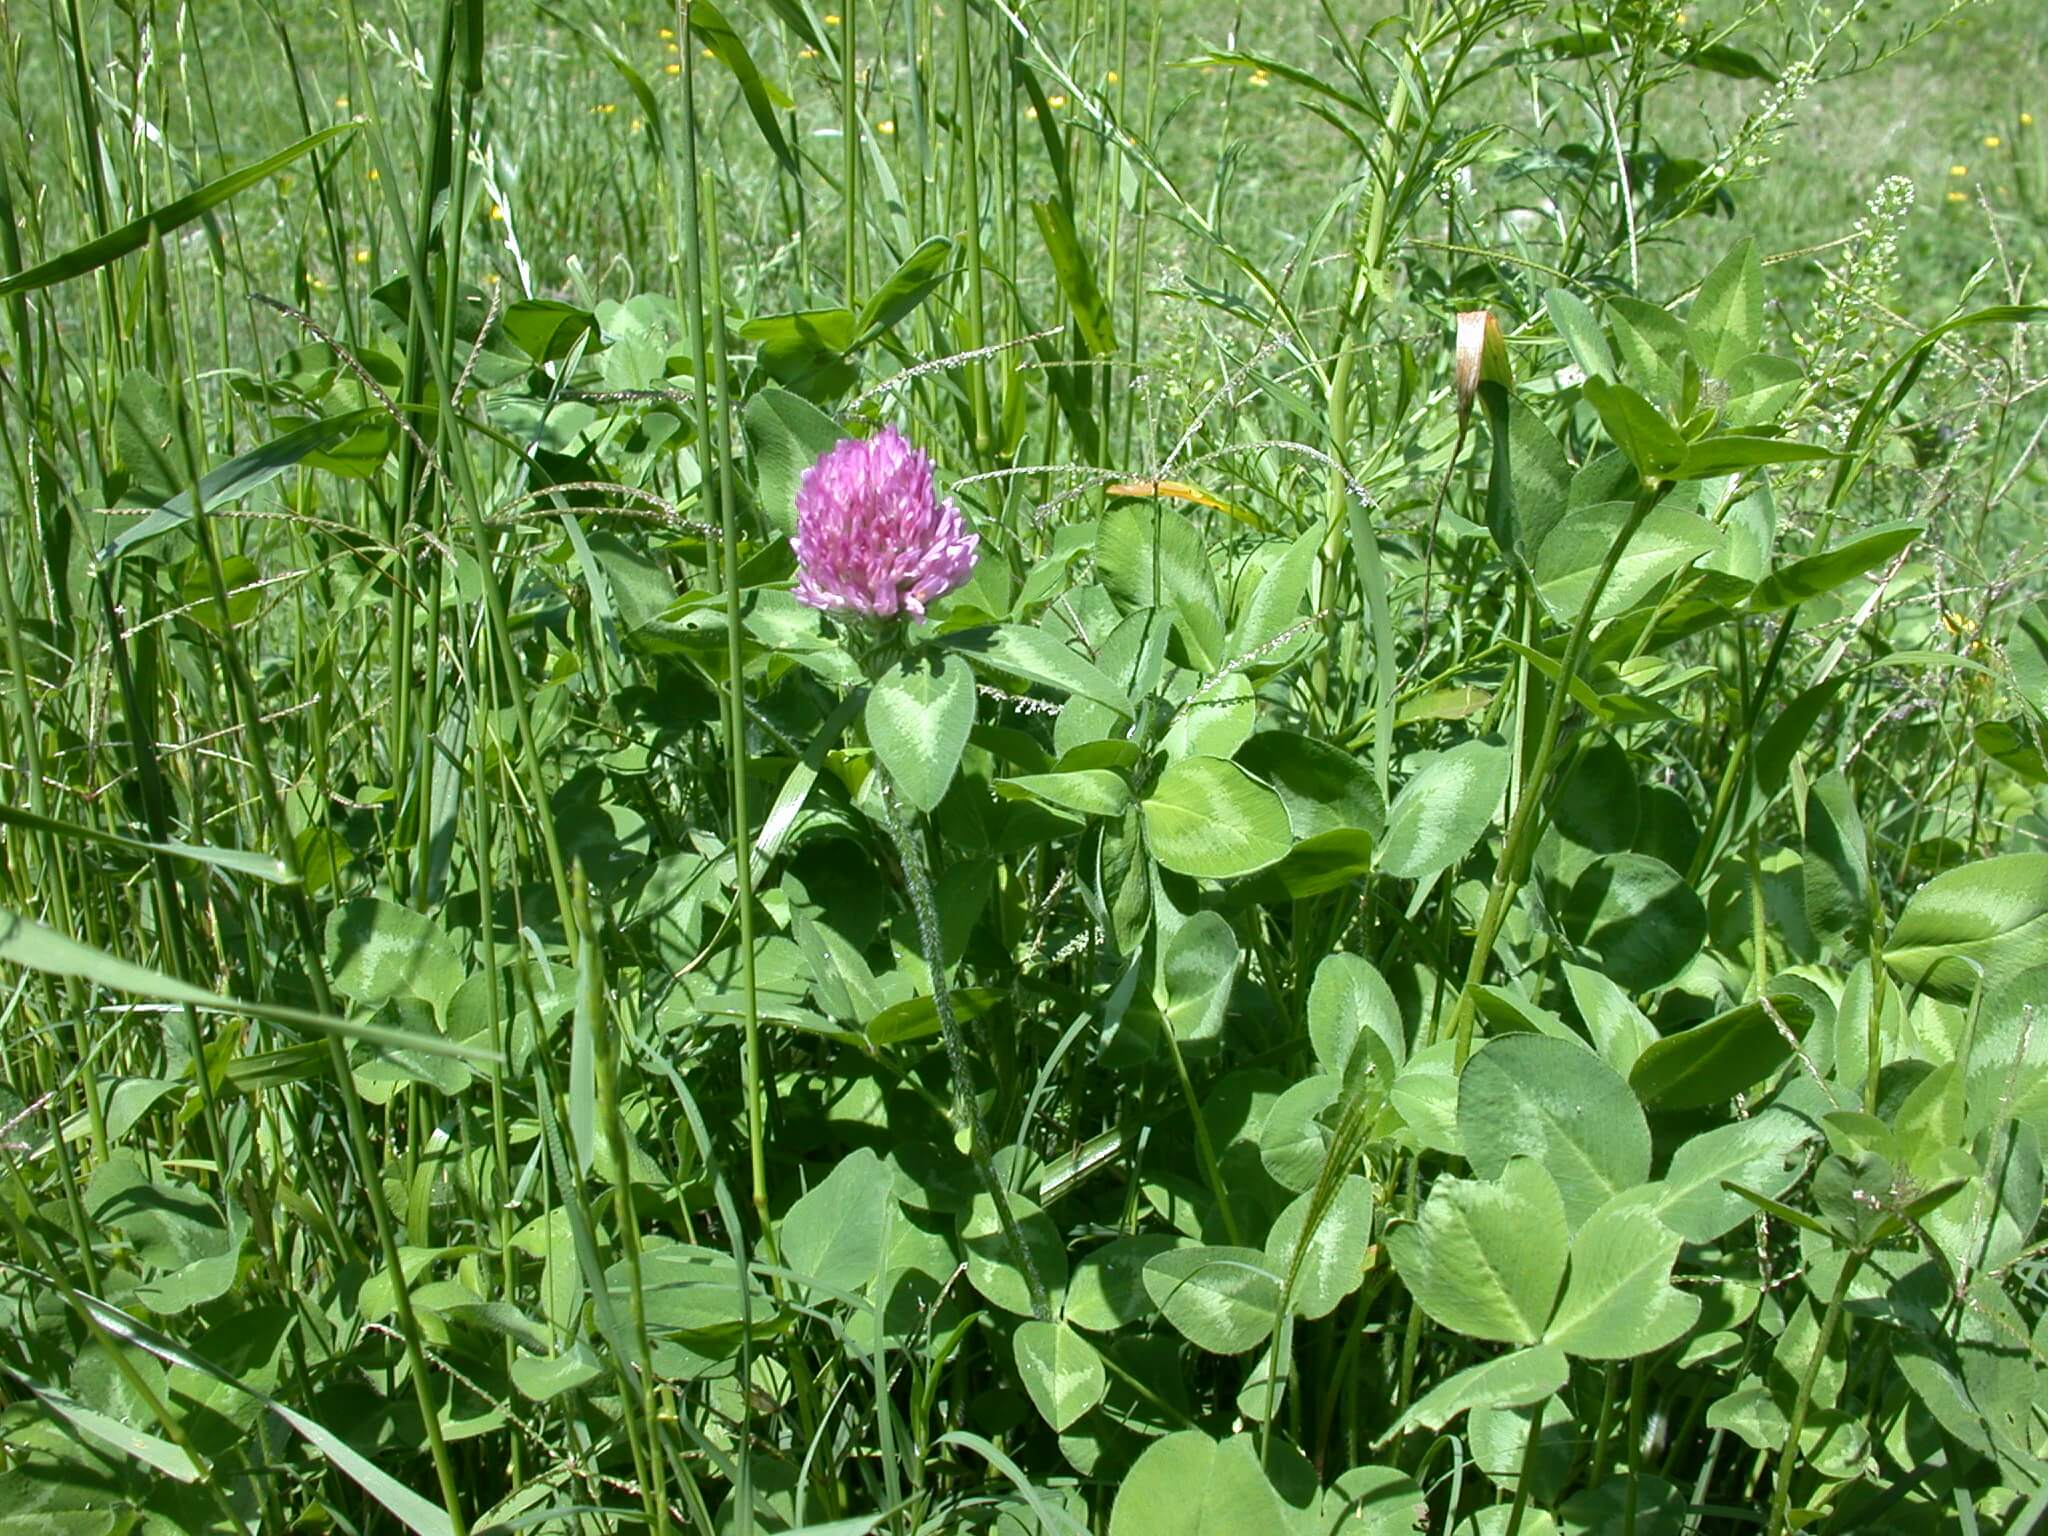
[1768,1251,1862,1536]
[1449,481,1667,1066]
[878,772,1051,1321]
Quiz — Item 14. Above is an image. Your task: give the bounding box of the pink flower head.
[791,426,978,621]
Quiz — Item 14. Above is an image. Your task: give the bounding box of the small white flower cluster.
[1805,175,1916,377]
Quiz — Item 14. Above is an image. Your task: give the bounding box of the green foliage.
[2,0,2046,1532]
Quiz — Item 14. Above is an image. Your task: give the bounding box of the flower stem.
[1768,1251,1862,1536]
[878,773,1051,1321]
[1448,483,1666,1067]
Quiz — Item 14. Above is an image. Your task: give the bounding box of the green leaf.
[1235,730,1386,841]
[742,307,859,400]
[1307,951,1404,1079]
[781,1149,897,1294]
[1561,853,1706,992]
[1013,1319,1107,1431]
[1377,739,1510,881]
[500,298,599,363]
[1267,1175,1373,1319]
[1755,677,1850,793]
[1110,1432,1292,1536]
[1097,504,1226,672]
[1143,1245,1283,1354]
[741,386,841,537]
[1627,993,1810,1110]
[100,408,391,565]
[688,0,799,176]
[1142,756,1293,879]
[1605,296,1689,403]
[959,1191,1068,1317]
[1973,719,2048,783]
[1235,524,1321,655]
[1546,287,1616,383]
[1162,672,1255,761]
[865,985,1000,1048]
[1386,1159,1567,1345]
[1550,736,1638,854]
[1562,962,1659,1077]
[1675,433,1832,479]
[71,1289,460,1536]
[1459,1034,1651,1232]
[866,653,975,812]
[1065,1234,1182,1332]
[1688,238,1763,377]
[0,123,355,298]
[1255,829,1379,899]
[1719,1179,1834,1237]
[1482,389,1573,569]
[1320,1464,1429,1534]
[1534,500,1720,626]
[1676,41,1775,78]
[1031,197,1117,355]
[0,803,294,885]
[1651,1108,1816,1243]
[856,235,954,341]
[1258,1075,1340,1192]
[1543,1195,1700,1358]
[1584,377,1685,480]
[1163,911,1240,1042]
[1803,770,1871,946]
[1746,520,1923,612]
[1720,353,1805,431]
[994,769,1131,819]
[85,1153,237,1312]
[0,907,489,1061]
[112,368,189,503]
[1885,853,2048,1002]
[2006,599,2048,719]
[1400,1344,1570,1434]
[9,1373,202,1483]
[325,898,466,1019]
[946,624,1135,716]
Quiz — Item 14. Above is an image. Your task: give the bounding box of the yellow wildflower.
[1950,163,1968,176]
[1947,190,1967,203]
[353,248,370,264]
[1984,135,2002,148]
[658,26,674,38]
[665,62,680,74]
[877,118,895,134]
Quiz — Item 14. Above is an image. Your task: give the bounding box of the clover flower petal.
[791,427,978,621]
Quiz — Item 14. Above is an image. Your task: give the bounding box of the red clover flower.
[791,426,978,622]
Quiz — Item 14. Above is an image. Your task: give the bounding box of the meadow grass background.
[3,0,2048,1532]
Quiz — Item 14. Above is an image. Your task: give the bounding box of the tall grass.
[1,0,2046,1532]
